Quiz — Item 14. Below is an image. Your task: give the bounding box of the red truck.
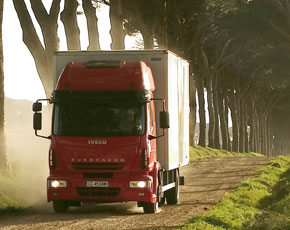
[33,50,189,213]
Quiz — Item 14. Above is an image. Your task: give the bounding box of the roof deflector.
[86,60,123,68]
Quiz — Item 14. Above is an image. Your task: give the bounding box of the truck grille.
[72,162,124,170]
[83,172,113,179]
[77,187,120,197]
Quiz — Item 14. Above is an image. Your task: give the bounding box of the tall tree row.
[193,0,290,156]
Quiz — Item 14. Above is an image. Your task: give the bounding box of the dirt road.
[0,156,269,230]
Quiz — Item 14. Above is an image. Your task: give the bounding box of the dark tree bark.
[244,103,250,153]
[0,0,10,171]
[82,0,101,50]
[224,94,231,151]
[229,91,239,152]
[189,73,196,146]
[255,110,261,153]
[249,101,257,152]
[60,0,81,51]
[141,28,155,49]
[109,0,125,50]
[206,75,215,148]
[260,115,266,155]
[218,88,229,150]
[239,97,245,153]
[196,75,206,147]
[213,74,220,149]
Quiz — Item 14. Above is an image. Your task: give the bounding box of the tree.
[61,0,81,50]
[13,0,103,98]
[13,0,61,98]
[0,0,10,171]
[109,0,125,49]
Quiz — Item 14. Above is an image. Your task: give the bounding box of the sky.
[3,1,138,102]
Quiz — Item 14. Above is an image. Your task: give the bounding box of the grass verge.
[0,163,31,215]
[180,155,290,230]
[0,176,26,214]
[189,145,262,162]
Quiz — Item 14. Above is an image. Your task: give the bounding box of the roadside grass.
[0,177,25,214]
[0,163,32,215]
[180,155,290,230]
[189,145,262,162]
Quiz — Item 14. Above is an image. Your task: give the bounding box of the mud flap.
[179,176,185,185]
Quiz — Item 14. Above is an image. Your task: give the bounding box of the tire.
[143,202,158,213]
[159,196,166,206]
[52,201,69,213]
[165,169,179,205]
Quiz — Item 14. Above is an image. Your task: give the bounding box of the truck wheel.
[159,196,166,206]
[53,201,69,213]
[165,169,179,205]
[143,202,158,214]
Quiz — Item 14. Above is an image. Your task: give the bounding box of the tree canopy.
[10,0,290,156]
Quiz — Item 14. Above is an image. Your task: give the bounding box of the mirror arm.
[150,98,166,111]
[37,98,51,103]
[148,129,166,140]
[35,130,51,140]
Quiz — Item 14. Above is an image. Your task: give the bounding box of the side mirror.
[160,111,170,129]
[33,113,42,130]
[33,102,42,112]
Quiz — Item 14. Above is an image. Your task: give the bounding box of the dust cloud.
[4,98,51,209]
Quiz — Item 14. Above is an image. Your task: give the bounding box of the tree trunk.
[196,75,206,147]
[82,0,101,51]
[244,103,249,153]
[229,91,239,152]
[141,28,154,49]
[224,94,231,151]
[249,102,256,152]
[239,97,245,153]
[0,0,10,171]
[218,89,229,150]
[207,75,215,148]
[189,73,196,146]
[155,1,167,49]
[109,0,125,50]
[255,111,261,153]
[260,115,266,155]
[267,120,273,156]
[13,0,61,97]
[213,74,220,149]
[60,0,81,51]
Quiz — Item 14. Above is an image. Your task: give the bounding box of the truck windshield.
[53,103,145,137]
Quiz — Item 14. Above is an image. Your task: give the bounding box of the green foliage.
[245,211,290,230]
[180,155,290,230]
[270,194,290,216]
[181,221,226,230]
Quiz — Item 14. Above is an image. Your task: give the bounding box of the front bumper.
[47,173,156,203]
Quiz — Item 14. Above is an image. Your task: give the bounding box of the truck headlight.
[129,180,152,189]
[48,179,67,188]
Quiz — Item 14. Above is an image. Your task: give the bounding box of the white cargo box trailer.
[53,50,190,170]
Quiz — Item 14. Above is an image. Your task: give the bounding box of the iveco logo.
[88,140,107,144]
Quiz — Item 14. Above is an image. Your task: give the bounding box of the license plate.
[85,181,110,187]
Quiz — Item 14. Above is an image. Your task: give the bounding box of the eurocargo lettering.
[32,50,189,213]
